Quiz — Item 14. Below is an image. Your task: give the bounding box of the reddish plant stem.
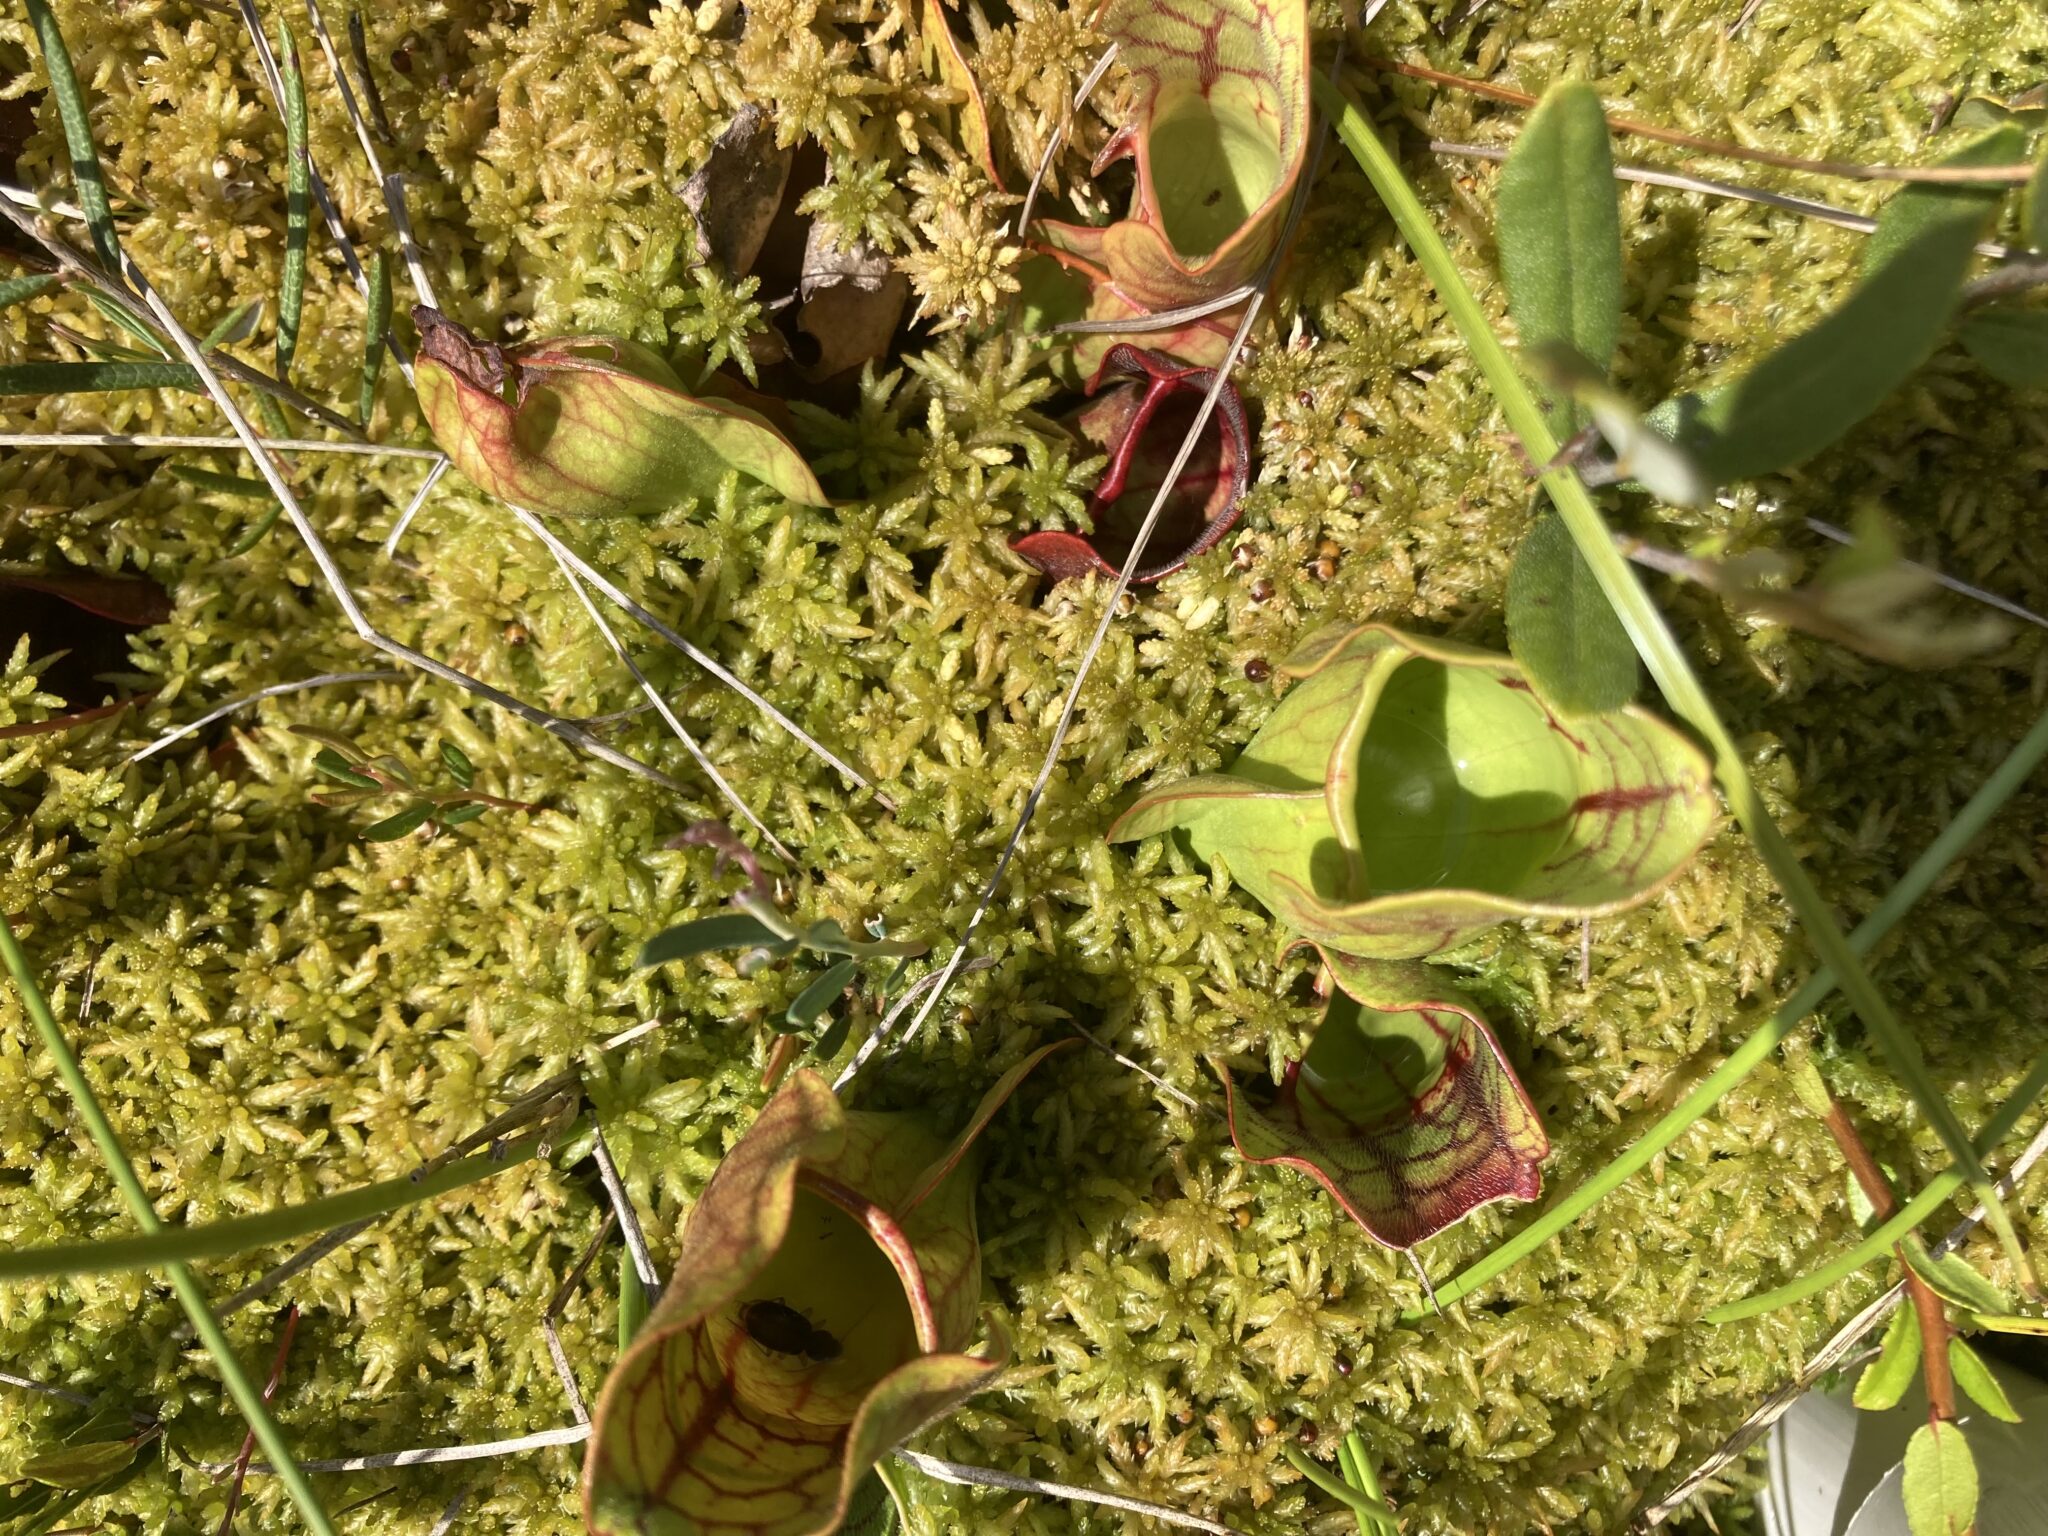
[217,1305,302,1536]
[1821,1102,1957,1424]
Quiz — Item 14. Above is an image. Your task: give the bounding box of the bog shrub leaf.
[1496,82,1621,437]
[1853,1305,1922,1412]
[1666,123,2026,486]
[1903,1240,2011,1316]
[1506,511,1637,716]
[1947,1337,2021,1423]
[640,912,783,966]
[1902,1421,1978,1536]
[1958,307,2048,387]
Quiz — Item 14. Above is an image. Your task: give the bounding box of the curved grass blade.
[1670,124,2026,485]
[1506,510,1635,714]
[0,1132,544,1281]
[170,463,274,498]
[1704,1048,2048,1323]
[1314,74,2039,1297]
[0,916,336,1536]
[1496,82,1621,436]
[275,22,310,381]
[0,273,62,312]
[0,360,200,395]
[1281,1447,1398,1532]
[23,0,121,273]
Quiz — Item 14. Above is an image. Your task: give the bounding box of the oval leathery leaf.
[1902,1421,1977,1536]
[1852,1306,1922,1412]
[1958,306,2048,387]
[584,1055,1061,1536]
[412,307,829,515]
[1658,123,2026,487]
[1012,345,1250,584]
[1108,623,1718,960]
[1219,946,1549,1249]
[1032,0,1309,370]
[17,1437,140,1490]
[1507,510,1637,717]
[1947,1337,2022,1424]
[1496,82,1621,437]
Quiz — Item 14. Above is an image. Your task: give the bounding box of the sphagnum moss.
[4,0,2048,1533]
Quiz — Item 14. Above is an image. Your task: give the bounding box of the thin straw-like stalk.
[0,916,336,1536]
[1317,73,2037,1293]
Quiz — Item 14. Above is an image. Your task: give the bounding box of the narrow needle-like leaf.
[0,916,337,1536]
[360,249,391,423]
[23,0,121,272]
[275,22,310,381]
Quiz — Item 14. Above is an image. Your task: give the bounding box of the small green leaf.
[1506,511,1637,716]
[1902,1421,1977,1536]
[201,298,263,350]
[361,250,391,424]
[1958,306,2048,387]
[361,802,434,841]
[0,273,61,312]
[18,1438,138,1490]
[838,1472,899,1536]
[83,290,167,357]
[276,22,309,381]
[1670,123,2027,486]
[226,502,285,557]
[290,725,373,764]
[1853,1305,1922,1412]
[814,1009,855,1059]
[0,361,201,396]
[1966,1309,2048,1336]
[1903,1240,2011,1316]
[440,740,476,788]
[1496,82,1622,437]
[435,802,487,827]
[169,463,274,499]
[313,749,380,789]
[787,957,859,1030]
[23,0,122,273]
[1948,1337,2021,1423]
[640,912,782,967]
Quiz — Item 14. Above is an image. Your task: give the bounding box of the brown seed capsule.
[1317,538,1341,561]
[1175,1408,1195,1426]
[1232,541,1258,570]
[1244,657,1271,683]
[1297,1422,1319,1446]
[1313,556,1338,582]
[1234,1206,1252,1229]
[1116,591,1138,616]
[1249,578,1275,603]
[1255,1416,1279,1438]
[1333,1352,1354,1377]
[1296,390,1314,408]
[503,622,530,646]
[1348,482,1366,500]
[1133,1435,1151,1459]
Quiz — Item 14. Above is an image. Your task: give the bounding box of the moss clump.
[3,1,2048,1534]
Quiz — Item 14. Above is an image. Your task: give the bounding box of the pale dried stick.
[302,0,435,307]
[543,537,794,861]
[1015,42,1120,239]
[231,1424,591,1475]
[125,670,404,764]
[897,1451,1250,1536]
[382,455,451,555]
[504,504,891,808]
[541,1210,615,1425]
[591,1124,663,1303]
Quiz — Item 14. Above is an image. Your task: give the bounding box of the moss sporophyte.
[1110,624,1719,1246]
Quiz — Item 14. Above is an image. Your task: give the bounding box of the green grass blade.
[0,1136,542,1281]
[0,916,337,1536]
[0,361,200,395]
[1415,692,2048,1314]
[22,0,121,274]
[169,463,275,498]
[275,21,309,380]
[1313,74,2038,1298]
[360,249,391,424]
[1704,1047,2048,1323]
[83,290,167,357]
[619,1249,647,1351]
[0,273,62,312]
[1282,1447,1399,1531]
